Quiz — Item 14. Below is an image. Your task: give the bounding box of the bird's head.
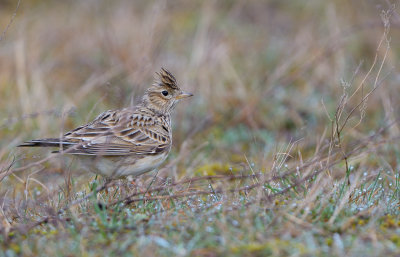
[142,68,193,114]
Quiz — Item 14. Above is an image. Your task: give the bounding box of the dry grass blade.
[0,0,21,42]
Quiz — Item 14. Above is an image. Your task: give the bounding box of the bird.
[18,68,193,179]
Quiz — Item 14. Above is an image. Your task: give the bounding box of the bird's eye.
[162,90,169,96]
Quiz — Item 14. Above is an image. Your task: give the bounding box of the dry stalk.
[0,0,21,42]
[328,8,393,185]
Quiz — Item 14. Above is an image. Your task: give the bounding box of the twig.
[0,0,21,42]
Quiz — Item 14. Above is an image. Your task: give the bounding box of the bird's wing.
[60,108,171,156]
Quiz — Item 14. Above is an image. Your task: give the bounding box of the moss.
[194,163,240,176]
[390,235,400,247]
[9,243,21,254]
[325,237,333,247]
[230,243,273,256]
[380,214,399,229]
[229,240,307,257]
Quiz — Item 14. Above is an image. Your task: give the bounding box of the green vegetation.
[0,1,399,256]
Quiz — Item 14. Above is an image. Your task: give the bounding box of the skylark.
[19,68,193,178]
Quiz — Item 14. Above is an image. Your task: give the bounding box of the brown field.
[0,1,400,256]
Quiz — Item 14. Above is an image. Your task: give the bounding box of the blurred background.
[1,1,400,255]
[0,0,399,188]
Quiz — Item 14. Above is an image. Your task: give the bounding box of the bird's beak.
[176,92,193,100]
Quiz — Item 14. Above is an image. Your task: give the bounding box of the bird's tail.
[18,138,76,148]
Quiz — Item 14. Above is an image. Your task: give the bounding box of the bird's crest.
[155,68,179,90]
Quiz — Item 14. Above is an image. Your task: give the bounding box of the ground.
[0,1,400,256]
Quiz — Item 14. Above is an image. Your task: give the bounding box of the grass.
[1,0,400,256]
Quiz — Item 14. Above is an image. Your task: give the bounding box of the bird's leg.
[143,169,159,199]
[95,177,113,210]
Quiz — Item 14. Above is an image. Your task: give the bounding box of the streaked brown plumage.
[18,68,193,178]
